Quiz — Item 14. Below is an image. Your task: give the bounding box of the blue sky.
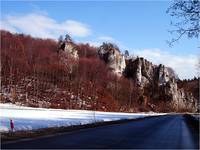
[1,1,199,79]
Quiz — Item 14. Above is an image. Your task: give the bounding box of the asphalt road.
[2,115,199,149]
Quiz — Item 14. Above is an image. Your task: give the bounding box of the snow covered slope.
[0,103,165,132]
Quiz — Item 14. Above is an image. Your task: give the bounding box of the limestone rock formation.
[58,34,78,59]
[123,57,155,86]
[124,57,197,112]
[98,43,126,75]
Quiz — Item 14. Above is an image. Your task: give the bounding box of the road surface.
[2,115,199,149]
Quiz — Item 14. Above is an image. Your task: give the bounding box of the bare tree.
[124,50,129,58]
[167,0,200,46]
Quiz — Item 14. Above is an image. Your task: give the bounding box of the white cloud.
[0,21,17,33]
[98,36,115,42]
[133,49,198,79]
[62,20,91,37]
[0,13,91,39]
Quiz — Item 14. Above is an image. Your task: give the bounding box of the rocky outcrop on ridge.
[124,57,197,112]
[98,43,126,75]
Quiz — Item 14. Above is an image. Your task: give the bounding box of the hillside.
[0,30,198,112]
[177,78,199,102]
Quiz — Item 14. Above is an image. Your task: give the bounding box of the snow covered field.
[0,103,165,132]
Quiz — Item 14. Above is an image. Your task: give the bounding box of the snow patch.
[0,103,166,132]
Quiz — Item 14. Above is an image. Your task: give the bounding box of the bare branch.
[167,0,200,45]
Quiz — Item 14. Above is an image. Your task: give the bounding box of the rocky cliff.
[123,57,197,112]
[98,43,126,75]
[58,35,79,59]
[97,43,197,112]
